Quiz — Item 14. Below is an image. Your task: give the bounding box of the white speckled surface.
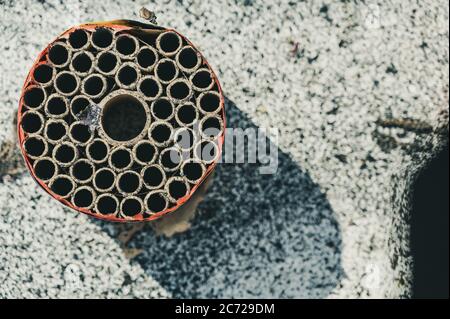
[0,0,448,298]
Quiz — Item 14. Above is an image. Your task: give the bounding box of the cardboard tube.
[120,196,144,219]
[136,46,158,72]
[141,164,166,190]
[69,121,93,146]
[165,176,190,203]
[108,146,133,171]
[154,58,178,84]
[23,134,48,159]
[71,186,96,209]
[47,42,72,68]
[20,110,44,135]
[95,51,119,76]
[49,174,75,199]
[176,45,201,74]
[166,78,193,104]
[115,33,139,59]
[70,159,95,184]
[115,62,141,89]
[156,31,182,57]
[190,68,215,92]
[70,51,95,76]
[68,28,90,51]
[54,71,80,96]
[70,95,93,118]
[23,85,47,110]
[174,126,196,151]
[194,139,219,165]
[175,102,199,127]
[81,73,107,99]
[86,138,110,164]
[32,63,55,87]
[181,159,206,184]
[52,141,78,167]
[150,97,174,121]
[132,140,158,165]
[44,119,68,144]
[33,157,58,181]
[137,75,162,101]
[93,167,116,192]
[148,121,173,147]
[144,190,169,215]
[45,93,69,118]
[91,27,115,51]
[199,114,224,140]
[116,170,142,195]
[159,147,182,172]
[95,193,119,216]
[197,91,222,115]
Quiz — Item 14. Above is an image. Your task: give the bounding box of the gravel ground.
[0,0,448,298]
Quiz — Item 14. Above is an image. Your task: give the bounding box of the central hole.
[101,94,147,141]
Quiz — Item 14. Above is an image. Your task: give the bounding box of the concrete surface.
[0,0,448,298]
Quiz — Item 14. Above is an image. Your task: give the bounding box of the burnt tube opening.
[55,72,78,95]
[94,168,115,191]
[46,95,67,117]
[118,171,141,194]
[82,75,105,98]
[21,111,43,134]
[138,77,161,100]
[34,158,57,181]
[115,35,138,57]
[50,175,74,197]
[151,98,173,120]
[149,122,172,145]
[160,148,182,171]
[24,86,46,109]
[145,191,167,213]
[178,46,199,70]
[117,64,139,87]
[45,121,66,142]
[97,51,118,74]
[71,52,93,74]
[48,43,70,66]
[72,187,95,208]
[33,64,53,85]
[92,27,114,49]
[176,103,197,126]
[54,143,77,165]
[70,122,92,144]
[101,93,147,142]
[167,178,189,201]
[110,148,132,170]
[71,96,91,117]
[168,80,191,101]
[198,92,221,114]
[69,29,89,50]
[191,69,213,90]
[24,136,46,158]
[182,161,204,182]
[200,116,222,138]
[142,165,165,189]
[137,47,157,70]
[87,139,108,163]
[71,160,94,183]
[158,32,181,55]
[121,197,143,217]
[155,59,177,83]
[134,141,156,164]
[96,194,118,215]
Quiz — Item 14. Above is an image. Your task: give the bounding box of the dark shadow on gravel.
[98,98,343,298]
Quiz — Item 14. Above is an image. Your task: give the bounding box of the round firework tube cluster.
[17,20,225,222]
